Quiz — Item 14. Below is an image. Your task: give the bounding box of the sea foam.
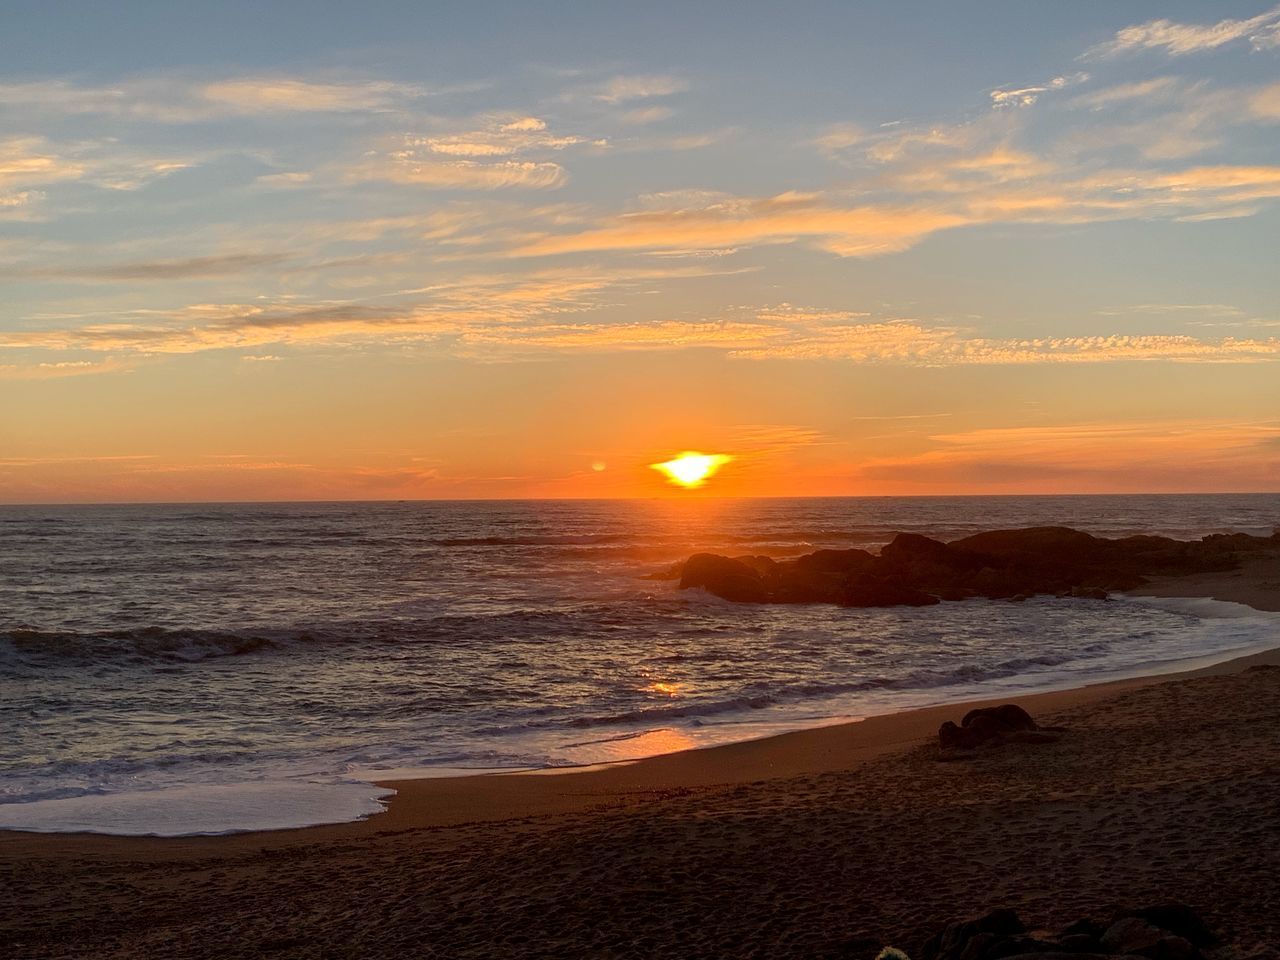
[0,781,395,837]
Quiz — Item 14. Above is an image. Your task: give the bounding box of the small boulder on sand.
[938,703,1051,752]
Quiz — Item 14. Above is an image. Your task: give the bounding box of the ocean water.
[2,495,1278,836]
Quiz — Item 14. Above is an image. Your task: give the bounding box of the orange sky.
[2,4,1279,502]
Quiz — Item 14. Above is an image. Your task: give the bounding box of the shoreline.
[5,564,1280,957]
[3,561,1276,855]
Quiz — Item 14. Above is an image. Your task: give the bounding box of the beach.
[4,564,1278,959]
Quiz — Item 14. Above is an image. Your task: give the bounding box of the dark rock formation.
[916,903,1214,960]
[841,574,940,608]
[961,704,1037,731]
[678,554,769,603]
[938,703,1044,751]
[669,525,1280,608]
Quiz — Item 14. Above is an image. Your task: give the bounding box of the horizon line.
[2,490,1278,509]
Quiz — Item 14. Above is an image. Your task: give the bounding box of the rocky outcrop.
[938,703,1049,752]
[916,903,1215,960]
[670,525,1280,608]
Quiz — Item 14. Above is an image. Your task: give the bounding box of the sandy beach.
[4,566,1278,959]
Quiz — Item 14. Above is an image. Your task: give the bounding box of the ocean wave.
[433,534,635,547]
[3,625,303,664]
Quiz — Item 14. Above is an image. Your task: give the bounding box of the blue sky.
[2,2,1278,500]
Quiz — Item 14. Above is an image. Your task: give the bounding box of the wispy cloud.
[199,78,424,114]
[506,157,1280,259]
[594,74,687,103]
[6,253,288,282]
[344,114,609,191]
[6,290,1278,368]
[350,155,568,190]
[854,420,1280,493]
[1086,4,1280,58]
[1252,82,1280,118]
[0,76,429,121]
[990,72,1088,108]
[0,135,190,202]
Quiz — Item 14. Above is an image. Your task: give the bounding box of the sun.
[650,451,733,489]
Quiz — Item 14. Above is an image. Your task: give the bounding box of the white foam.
[0,780,394,837]
[1118,594,1279,620]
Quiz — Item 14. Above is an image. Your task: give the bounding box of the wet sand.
[3,566,1278,958]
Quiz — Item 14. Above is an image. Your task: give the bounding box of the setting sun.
[650,452,733,489]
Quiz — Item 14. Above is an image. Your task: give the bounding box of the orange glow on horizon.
[649,451,733,489]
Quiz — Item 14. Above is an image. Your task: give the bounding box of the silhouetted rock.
[961,704,1038,731]
[672,525,1279,609]
[1120,903,1215,949]
[1101,916,1197,958]
[939,704,1043,751]
[840,574,939,608]
[917,902,1215,960]
[678,554,767,603]
[918,907,1024,960]
[794,547,877,576]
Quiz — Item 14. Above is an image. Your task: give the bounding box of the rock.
[919,908,1024,960]
[678,554,767,603]
[841,574,939,608]
[1121,904,1214,948]
[732,554,778,577]
[1058,918,1104,942]
[794,548,877,576]
[938,720,977,751]
[982,936,1063,957]
[671,526,1280,609]
[939,705,1042,752]
[1055,933,1103,952]
[1099,917,1198,958]
[881,533,981,571]
[769,565,846,604]
[961,704,1038,732]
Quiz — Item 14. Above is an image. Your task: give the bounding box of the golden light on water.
[647,681,681,697]
[650,451,733,489]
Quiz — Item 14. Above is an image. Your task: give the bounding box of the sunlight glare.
[650,451,732,489]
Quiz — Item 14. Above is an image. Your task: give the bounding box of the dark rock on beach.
[938,703,1045,752]
[669,525,1280,608]
[916,902,1215,960]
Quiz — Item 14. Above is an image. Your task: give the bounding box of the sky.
[2,1,1279,502]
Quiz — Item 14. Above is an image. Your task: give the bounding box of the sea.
[2,494,1278,836]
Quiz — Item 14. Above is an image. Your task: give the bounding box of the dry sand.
[3,566,1278,958]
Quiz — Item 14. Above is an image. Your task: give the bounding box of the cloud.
[6,253,288,282]
[1251,82,1280,118]
[6,285,1279,369]
[199,78,423,113]
[0,137,85,188]
[506,156,1280,260]
[990,73,1088,108]
[853,420,1280,493]
[409,116,593,158]
[621,106,674,125]
[0,135,191,201]
[814,123,865,155]
[594,74,687,103]
[1086,4,1280,58]
[0,76,428,121]
[512,191,969,259]
[347,116,607,191]
[353,156,567,190]
[1072,77,1182,108]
